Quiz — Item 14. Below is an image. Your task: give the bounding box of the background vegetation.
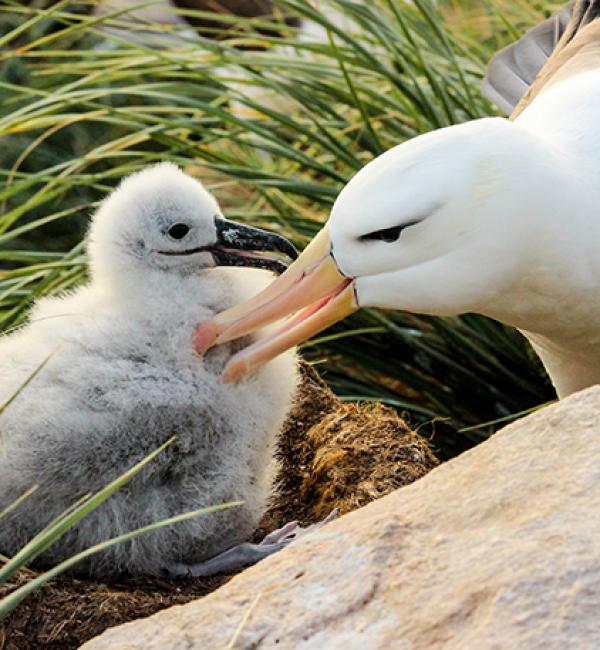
[0,0,560,458]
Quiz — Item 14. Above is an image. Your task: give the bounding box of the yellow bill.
[194,228,358,382]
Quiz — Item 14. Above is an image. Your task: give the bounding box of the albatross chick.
[0,162,307,577]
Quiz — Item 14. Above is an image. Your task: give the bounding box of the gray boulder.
[84,387,600,650]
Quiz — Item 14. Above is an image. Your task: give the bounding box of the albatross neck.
[501,74,600,398]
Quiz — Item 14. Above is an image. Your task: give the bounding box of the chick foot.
[167,509,339,578]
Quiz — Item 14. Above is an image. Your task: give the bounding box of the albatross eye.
[360,219,422,243]
[167,223,190,240]
[362,226,403,243]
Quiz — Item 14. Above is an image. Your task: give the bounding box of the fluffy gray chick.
[0,163,299,577]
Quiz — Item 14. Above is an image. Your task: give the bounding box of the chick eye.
[167,223,190,240]
[360,220,421,244]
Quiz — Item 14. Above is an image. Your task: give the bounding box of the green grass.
[0,0,561,457]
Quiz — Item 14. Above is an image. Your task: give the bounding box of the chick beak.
[194,228,358,382]
[211,217,298,274]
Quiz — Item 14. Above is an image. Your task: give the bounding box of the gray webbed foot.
[167,509,339,579]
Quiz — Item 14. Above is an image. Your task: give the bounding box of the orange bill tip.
[222,280,357,383]
[193,228,358,381]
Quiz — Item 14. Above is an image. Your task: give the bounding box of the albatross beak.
[211,217,298,274]
[194,228,358,382]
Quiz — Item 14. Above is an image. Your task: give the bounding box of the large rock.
[84,387,600,649]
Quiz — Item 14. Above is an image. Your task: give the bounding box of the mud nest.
[0,363,438,649]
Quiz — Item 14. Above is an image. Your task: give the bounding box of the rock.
[83,387,600,650]
[93,0,298,44]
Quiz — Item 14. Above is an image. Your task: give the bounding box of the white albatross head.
[193,117,569,382]
[87,162,297,288]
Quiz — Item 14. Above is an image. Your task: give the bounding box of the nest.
[267,363,438,527]
[0,364,438,650]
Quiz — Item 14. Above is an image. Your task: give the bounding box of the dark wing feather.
[482,3,573,115]
[562,0,600,41]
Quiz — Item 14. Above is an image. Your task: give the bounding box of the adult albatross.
[195,0,600,399]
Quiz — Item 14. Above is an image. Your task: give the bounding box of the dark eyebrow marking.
[359,202,442,243]
[360,219,422,243]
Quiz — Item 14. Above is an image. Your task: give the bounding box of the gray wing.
[482,3,574,114]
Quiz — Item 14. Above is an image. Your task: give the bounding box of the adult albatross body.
[195,0,600,399]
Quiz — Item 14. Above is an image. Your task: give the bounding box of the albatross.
[0,163,314,577]
[195,0,600,400]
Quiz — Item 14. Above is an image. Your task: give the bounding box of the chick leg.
[168,509,338,578]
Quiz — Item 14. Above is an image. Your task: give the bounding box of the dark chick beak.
[211,217,298,274]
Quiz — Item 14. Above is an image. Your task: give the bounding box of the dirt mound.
[0,364,438,649]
